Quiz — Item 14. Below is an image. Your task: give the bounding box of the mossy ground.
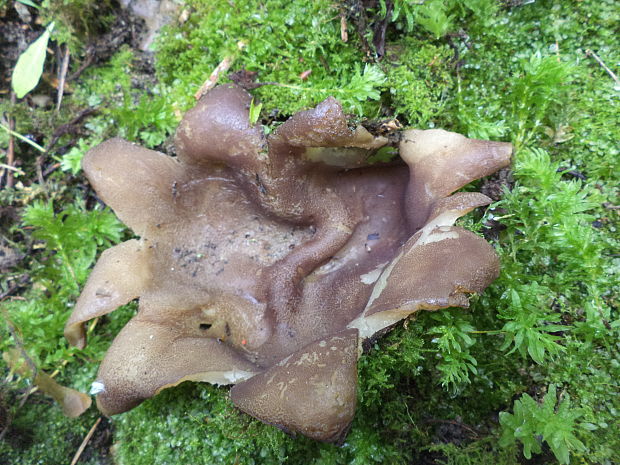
[1,0,618,464]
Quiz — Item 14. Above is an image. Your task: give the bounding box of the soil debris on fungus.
[64,84,511,442]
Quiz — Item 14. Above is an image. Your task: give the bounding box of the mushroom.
[65,84,511,442]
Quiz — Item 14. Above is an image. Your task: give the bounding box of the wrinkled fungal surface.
[65,84,511,443]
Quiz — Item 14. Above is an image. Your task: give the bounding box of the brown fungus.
[65,84,511,442]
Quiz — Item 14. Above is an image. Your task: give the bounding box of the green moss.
[74,47,134,105]
[40,0,115,51]
[113,361,414,465]
[113,383,288,465]
[73,46,180,149]
[547,340,620,463]
[0,393,105,465]
[424,440,519,465]
[154,0,384,117]
[384,40,455,126]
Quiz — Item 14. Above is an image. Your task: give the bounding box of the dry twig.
[423,418,481,438]
[70,417,102,465]
[340,14,348,42]
[5,93,16,188]
[194,56,235,100]
[194,42,246,100]
[56,44,71,111]
[68,54,94,81]
[44,107,99,153]
[585,49,620,86]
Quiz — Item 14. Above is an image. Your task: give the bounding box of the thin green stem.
[0,163,25,175]
[51,234,79,292]
[468,330,504,335]
[0,123,46,152]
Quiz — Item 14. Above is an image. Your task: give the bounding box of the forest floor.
[0,1,618,464]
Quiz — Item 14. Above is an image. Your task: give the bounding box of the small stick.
[42,162,61,177]
[585,49,620,86]
[6,125,14,188]
[69,417,102,465]
[56,44,71,111]
[5,93,16,188]
[194,56,235,100]
[36,154,45,186]
[0,163,25,175]
[0,311,37,440]
[340,14,348,42]
[194,41,246,100]
[44,107,98,153]
[423,418,481,438]
[1,311,37,376]
[68,53,94,81]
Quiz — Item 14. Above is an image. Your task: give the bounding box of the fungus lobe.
[65,84,511,442]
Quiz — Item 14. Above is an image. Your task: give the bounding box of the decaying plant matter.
[64,84,511,443]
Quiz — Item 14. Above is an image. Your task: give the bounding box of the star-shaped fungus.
[65,84,511,443]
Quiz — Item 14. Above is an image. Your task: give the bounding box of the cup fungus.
[65,84,511,443]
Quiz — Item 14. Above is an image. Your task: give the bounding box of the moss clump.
[113,383,290,465]
[40,0,116,51]
[384,40,455,127]
[154,0,384,117]
[112,357,415,465]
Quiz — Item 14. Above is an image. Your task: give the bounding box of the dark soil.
[0,9,40,92]
[480,167,514,201]
[79,417,114,465]
[75,8,146,74]
[0,5,145,94]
